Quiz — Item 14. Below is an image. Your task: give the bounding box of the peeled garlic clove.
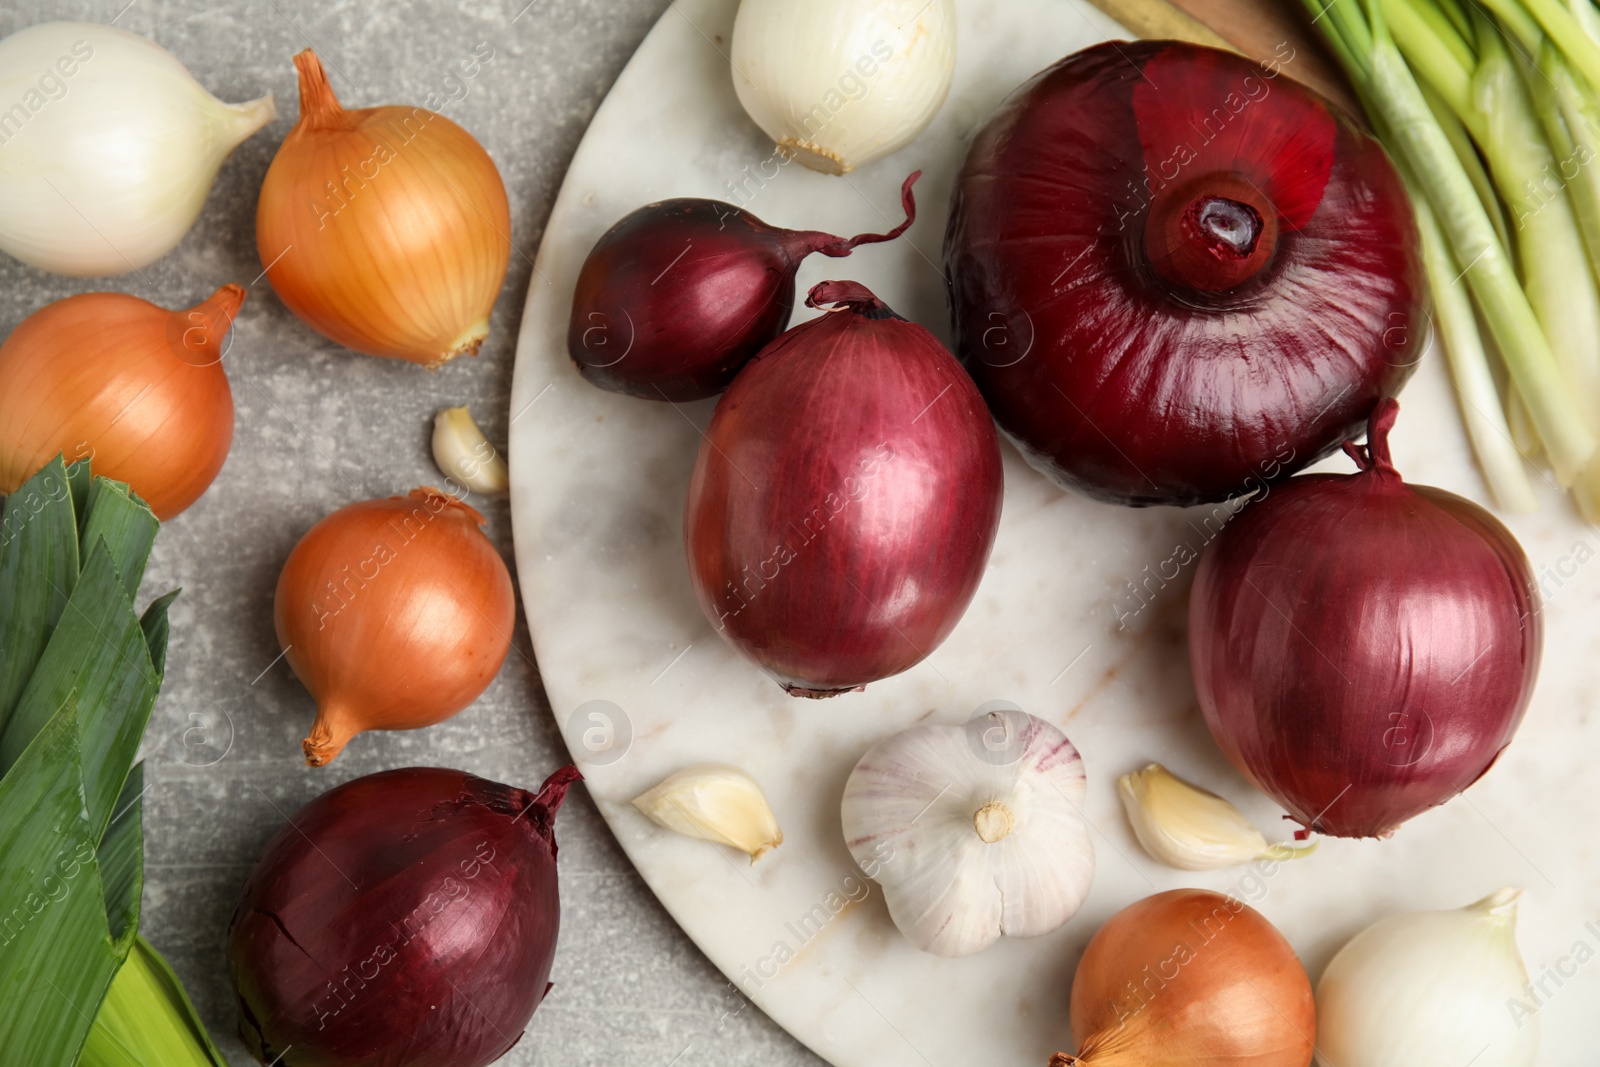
[0,23,274,276]
[1117,762,1315,870]
[633,765,783,863]
[1317,888,1537,1066]
[730,0,957,175]
[432,406,509,496]
[841,709,1095,957]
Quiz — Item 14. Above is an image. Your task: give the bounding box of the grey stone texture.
[0,1,823,1063]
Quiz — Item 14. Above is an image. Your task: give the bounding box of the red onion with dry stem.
[569,173,919,401]
[945,41,1425,506]
[1190,400,1541,838]
[684,280,1002,695]
[228,765,580,1067]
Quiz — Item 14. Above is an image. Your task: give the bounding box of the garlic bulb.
[1317,888,1538,1067]
[432,407,509,496]
[730,0,957,175]
[0,23,274,276]
[841,709,1094,957]
[633,765,783,863]
[1118,763,1315,870]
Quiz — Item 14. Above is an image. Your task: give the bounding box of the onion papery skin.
[944,41,1426,507]
[684,280,1002,695]
[0,22,275,277]
[0,285,242,519]
[568,173,919,401]
[274,488,515,765]
[227,764,581,1067]
[1056,889,1315,1067]
[257,51,511,366]
[1189,400,1541,838]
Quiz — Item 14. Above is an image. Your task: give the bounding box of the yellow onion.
[0,285,242,519]
[1052,888,1315,1066]
[256,51,511,366]
[274,488,515,766]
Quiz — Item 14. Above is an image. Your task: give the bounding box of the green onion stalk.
[1475,16,1600,421]
[1306,0,1600,514]
[1413,183,1539,509]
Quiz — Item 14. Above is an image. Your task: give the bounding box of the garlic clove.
[1117,763,1315,870]
[432,407,510,496]
[633,765,783,863]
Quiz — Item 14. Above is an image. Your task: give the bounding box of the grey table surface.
[0,2,823,1064]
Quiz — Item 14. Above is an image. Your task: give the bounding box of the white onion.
[0,22,273,276]
[730,0,956,175]
[1316,888,1538,1067]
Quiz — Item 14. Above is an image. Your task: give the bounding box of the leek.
[81,936,229,1067]
[0,458,222,1066]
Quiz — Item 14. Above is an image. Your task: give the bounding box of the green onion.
[1307,0,1600,506]
[1413,192,1539,509]
[1471,13,1600,431]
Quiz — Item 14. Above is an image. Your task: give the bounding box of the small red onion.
[1189,400,1540,838]
[569,173,919,401]
[684,280,1003,696]
[944,41,1426,506]
[227,765,581,1066]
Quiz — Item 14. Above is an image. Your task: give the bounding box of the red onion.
[1189,400,1540,838]
[568,173,919,401]
[944,41,1426,506]
[227,765,581,1066]
[684,280,1003,696]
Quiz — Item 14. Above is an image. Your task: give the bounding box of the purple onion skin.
[227,765,581,1067]
[1189,401,1540,838]
[569,175,919,402]
[943,41,1426,507]
[685,280,1003,696]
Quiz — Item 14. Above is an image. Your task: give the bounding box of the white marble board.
[506,1,1600,1063]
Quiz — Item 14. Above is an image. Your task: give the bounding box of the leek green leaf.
[78,479,159,598]
[0,543,159,841]
[0,465,218,1067]
[98,762,145,945]
[0,697,128,1067]
[140,589,181,679]
[0,457,80,732]
[66,458,92,521]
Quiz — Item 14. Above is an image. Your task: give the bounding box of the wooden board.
[1087,0,1361,114]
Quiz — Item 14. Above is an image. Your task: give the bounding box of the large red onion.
[684,280,1003,696]
[569,173,918,401]
[1189,400,1540,838]
[228,765,581,1066]
[944,41,1426,506]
